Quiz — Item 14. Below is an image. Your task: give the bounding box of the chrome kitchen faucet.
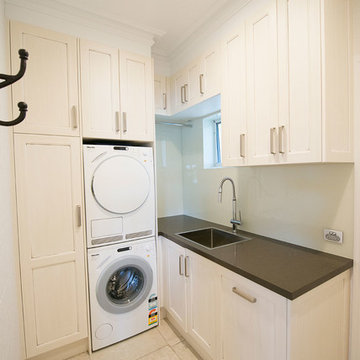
[218,177,242,232]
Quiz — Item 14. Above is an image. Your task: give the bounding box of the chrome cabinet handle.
[180,86,184,104]
[72,106,78,129]
[123,112,127,133]
[76,205,81,227]
[179,255,184,276]
[184,84,189,102]
[185,256,190,277]
[270,127,277,154]
[115,111,120,132]
[232,287,256,303]
[163,93,167,110]
[240,133,245,158]
[279,125,285,154]
[199,74,204,95]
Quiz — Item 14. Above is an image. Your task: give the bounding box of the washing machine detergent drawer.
[83,145,155,248]
[87,238,158,351]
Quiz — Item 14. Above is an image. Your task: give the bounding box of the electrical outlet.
[324,229,343,244]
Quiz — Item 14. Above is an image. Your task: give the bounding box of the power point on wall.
[324,229,343,244]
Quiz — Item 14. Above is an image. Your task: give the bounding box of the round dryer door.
[91,155,150,214]
[96,256,153,314]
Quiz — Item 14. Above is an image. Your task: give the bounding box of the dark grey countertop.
[158,215,353,300]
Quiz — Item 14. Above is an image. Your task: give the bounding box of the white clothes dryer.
[88,238,158,351]
[83,144,155,248]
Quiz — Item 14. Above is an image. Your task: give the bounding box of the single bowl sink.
[176,227,251,249]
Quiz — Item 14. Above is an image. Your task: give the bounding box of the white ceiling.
[54,0,231,57]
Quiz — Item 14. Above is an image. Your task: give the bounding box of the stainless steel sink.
[176,227,251,249]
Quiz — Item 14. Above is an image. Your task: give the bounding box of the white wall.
[155,123,184,217]
[0,1,22,359]
[156,118,354,258]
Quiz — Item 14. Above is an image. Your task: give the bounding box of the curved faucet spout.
[218,177,236,202]
[218,177,242,232]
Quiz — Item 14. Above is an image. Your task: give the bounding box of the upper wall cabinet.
[221,25,247,167]
[80,40,120,139]
[246,0,279,165]
[119,52,154,141]
[168,45,220,115]
[154,74,170,115]
[277,0,352,163]
[10,22,79,136]
[81,42,154,141]
[221,0,352,166]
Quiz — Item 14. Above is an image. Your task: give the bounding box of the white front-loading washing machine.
[88,238,158,351]
[83,144,155,248]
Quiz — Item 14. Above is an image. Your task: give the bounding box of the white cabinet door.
[277,0,322,163]
[187,60,202,105]
[220,270,287,360]
[200,44,220,100]
[80,40,120,139]
[10,21,79,136]
[154,74,169,115]
[164,239,187,332]
[221,25,247,166]
[119,51,154,141]
[173,70,188,113]
[246,0,279,165]
[187,251,218,360]
[14,134,87,358]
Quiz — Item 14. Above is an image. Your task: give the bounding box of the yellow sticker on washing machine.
[148,315,158,326]
[148,308,158,326]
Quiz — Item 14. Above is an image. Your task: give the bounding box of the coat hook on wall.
[0,49,28,89]
[0,102,28,127]
[0,49,29,127]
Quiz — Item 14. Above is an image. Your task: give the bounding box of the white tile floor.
[68,319,202,360]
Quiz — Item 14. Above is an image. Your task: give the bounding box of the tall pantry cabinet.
[10,22,87,358]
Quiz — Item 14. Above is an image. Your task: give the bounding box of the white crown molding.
[5,0,160,48]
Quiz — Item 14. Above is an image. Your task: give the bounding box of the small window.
[215,119,222,166]
[203,113,222,168]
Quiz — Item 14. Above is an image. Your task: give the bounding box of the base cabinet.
[161,237,217,360]
[220,269,287,360]
[160,237,350,360]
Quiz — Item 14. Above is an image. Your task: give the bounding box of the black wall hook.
[0,49,29,89]
[0,102,28,127]
[0,49,29,127]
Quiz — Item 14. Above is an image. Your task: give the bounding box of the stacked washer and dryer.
[83,144,158,351]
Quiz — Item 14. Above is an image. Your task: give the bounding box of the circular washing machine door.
[91,155,150,214]
[96,256,153,314]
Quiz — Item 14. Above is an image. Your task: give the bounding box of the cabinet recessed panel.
[33,261,78,345]
[89,51,115,131]
[23,142,75,258]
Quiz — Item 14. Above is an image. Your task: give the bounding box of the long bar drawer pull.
[240,133,245,158]
[76,205,82,227]
[123,112,127,133]
[185,256,190,277]
[199,74,204,95]
[163,93,167,110]
[115,111,120,132]
[72,106,78,129]
[232,287,256,303]
[270,127,277,155]
[179,255,184,276]
[279,125,285,154]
